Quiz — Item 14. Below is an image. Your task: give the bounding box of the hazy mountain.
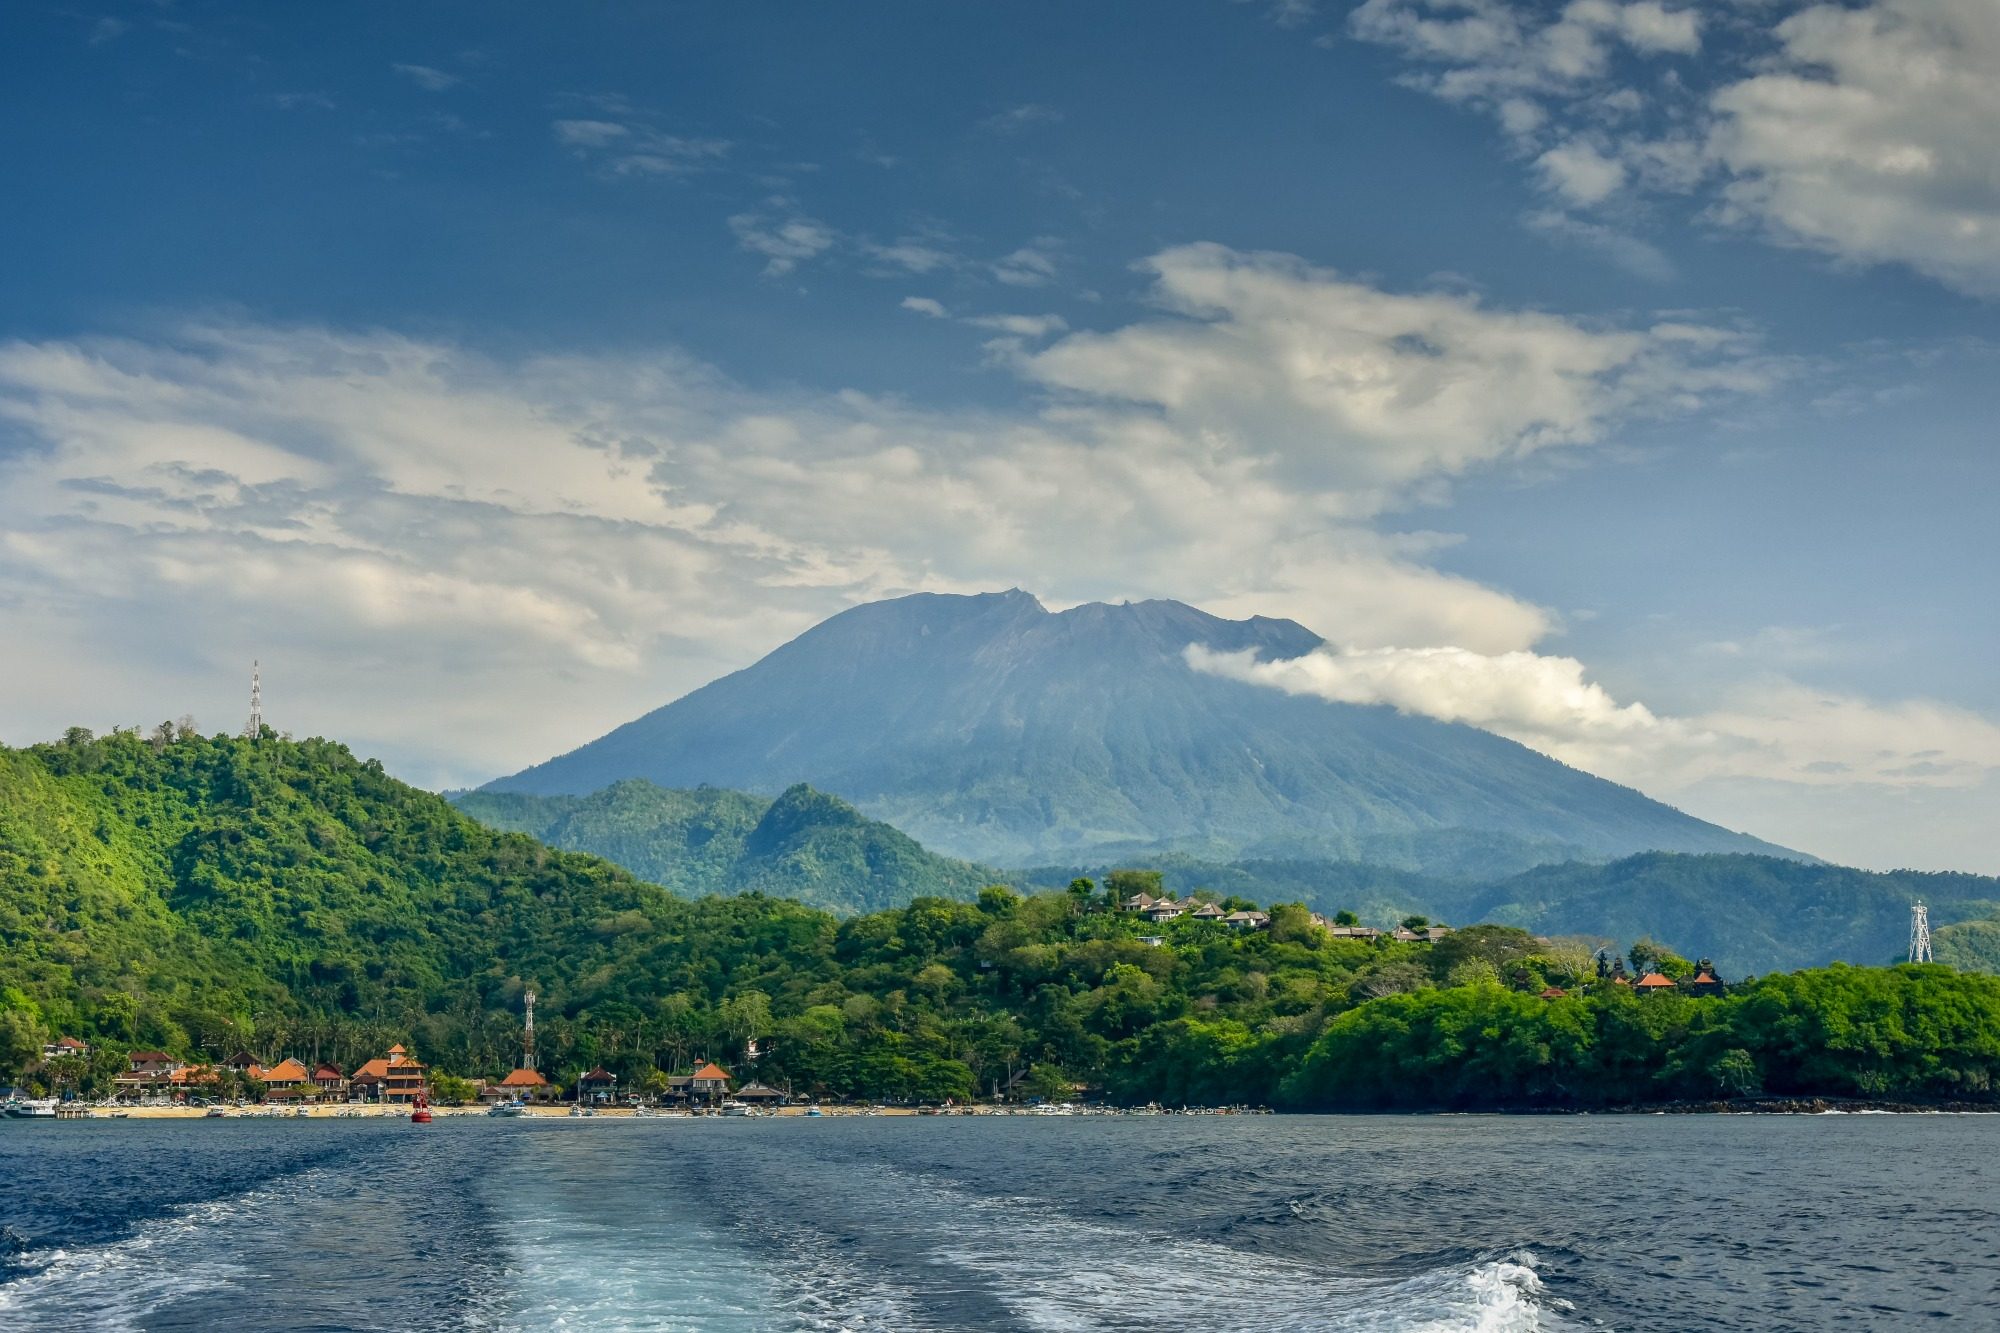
[487,589,1798,872]
[453,779,995,914]
[1440,853,2000,977]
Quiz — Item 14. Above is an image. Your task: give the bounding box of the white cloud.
[900,296,948,318]
[992,239,1062,287]
[1348,0,2000,297]
[552,119,629,149]
[1524,208,1676,280]
[0,245,1755,780]
[1708,0,2000,297]
[1536,139,1627,205]
[553,117,730,176]
[965,313,1068,339]
[728,207,839,275]
[1018,242,1765,502]
[392,63,461,92]
[1188,642,2000,798]
[978,103,1064,134]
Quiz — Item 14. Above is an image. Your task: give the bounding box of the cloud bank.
[1348,0,2000,297]
[4,238,1986,854]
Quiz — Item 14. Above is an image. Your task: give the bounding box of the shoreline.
[23,1096,2000,1120]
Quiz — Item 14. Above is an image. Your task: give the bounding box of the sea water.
[1,1114,1993,1330]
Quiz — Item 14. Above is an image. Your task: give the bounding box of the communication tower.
[1910,900,1934,964]
[242,660,263,740]
[523,988,538,1072]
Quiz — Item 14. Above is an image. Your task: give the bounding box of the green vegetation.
[453,779,994,915]
[4,730,1998,1110]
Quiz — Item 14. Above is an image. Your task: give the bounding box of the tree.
[1020,1063,1074,1103]
[429,1072,477,1104]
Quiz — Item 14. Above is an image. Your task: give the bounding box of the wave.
[0,1168,337,1331]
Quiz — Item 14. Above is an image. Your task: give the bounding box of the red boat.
[411,1092,433,1124]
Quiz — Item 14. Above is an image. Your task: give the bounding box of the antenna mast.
[242,660,263,740]
[1910,900,1934,964]
[523,988,537,1071]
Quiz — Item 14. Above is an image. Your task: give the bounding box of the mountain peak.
[489,590,1792,870]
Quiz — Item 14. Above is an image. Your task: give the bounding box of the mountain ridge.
[488,590,1798,871]
[452,778,995,914]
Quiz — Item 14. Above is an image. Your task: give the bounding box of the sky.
[1,0,1997,872]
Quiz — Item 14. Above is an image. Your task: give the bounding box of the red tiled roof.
[352,1058,391,1079]
[1634,972,1676,988]
[1539,987,1566,998]
[498,1068,549,1087]
[129,1050,173,1062]
[691,1062,730,1082]
[1691,971,1719,984]
[262,1058,309,1082]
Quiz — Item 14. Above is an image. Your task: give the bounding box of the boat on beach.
[3,1099,58,1119]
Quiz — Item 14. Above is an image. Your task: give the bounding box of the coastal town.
[4,894,1729,1120]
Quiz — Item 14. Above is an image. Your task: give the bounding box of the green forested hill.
[6,729,1999,1111]
[452,779,995,913]
[0,730,826,1077]
[1442,853,2000,977]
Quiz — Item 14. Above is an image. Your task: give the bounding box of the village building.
[1324,924,1383,941]
[734,1081,786,1106]
[689,1061,732,1103]
[1222,910,1270,931]
[1141,900,1185,924]
[1681,962,1727,997]
[257,1057,310,1092]
[1633,972,1677,994]
[41,1036,88,1062]
[312,1063,347,1096]
[577,1067,619,1103]
[486,1068,553,1102]
[350,1044,428,1103]
[1189,903,1226,922]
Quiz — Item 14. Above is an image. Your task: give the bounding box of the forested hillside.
[452,779,993,914]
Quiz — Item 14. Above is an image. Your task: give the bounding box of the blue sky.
[2,0,1996,871]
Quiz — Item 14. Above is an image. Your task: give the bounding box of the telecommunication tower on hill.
[523,988,538,1072]
[242,660,263,740]
[1910,900,1934,964]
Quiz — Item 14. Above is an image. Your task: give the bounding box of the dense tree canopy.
[5,731,1999,1110]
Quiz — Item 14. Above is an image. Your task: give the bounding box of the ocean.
[1,1113,1993,1330]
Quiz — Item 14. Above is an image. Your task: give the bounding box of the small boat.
[293,1106,311,1118]
[487,1100,528,1118]
[205,1107,228,1118]
[4,1099,57,1119]
[720,1101,751,1117]
[804,1105,824,1117]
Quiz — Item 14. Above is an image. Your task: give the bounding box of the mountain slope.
[488,589,1796,871]
[452,779,995,914]
[1439,853,2000,977]
[0,730,828,1067]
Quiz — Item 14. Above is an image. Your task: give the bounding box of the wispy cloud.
[392,63,462,92]
[728,203,838,275]
[551,117,730,176]
[0,246,1775,782]
[978,103,1064,134]
[1344,0,2000,298]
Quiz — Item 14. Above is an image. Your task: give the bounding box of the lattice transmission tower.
[1910,900,1933,964]
[523,988,538,1072]
[242,660,263,740]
